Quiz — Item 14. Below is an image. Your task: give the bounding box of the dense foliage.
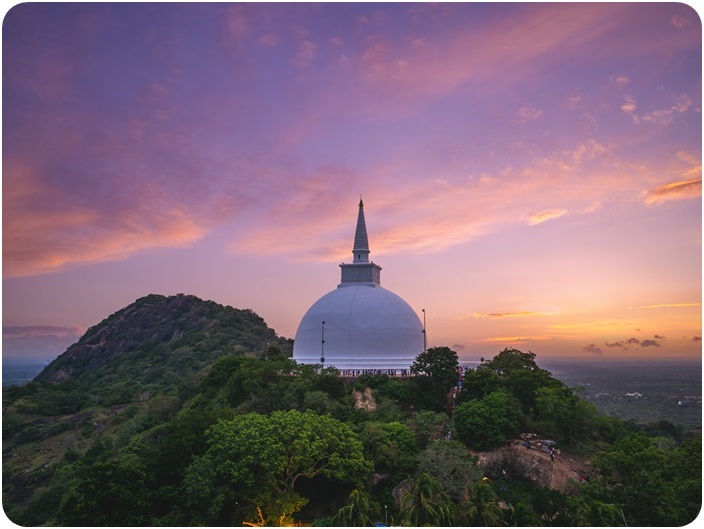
[2,298,700,527]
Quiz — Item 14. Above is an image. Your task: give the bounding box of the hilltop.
[34,293,289,397]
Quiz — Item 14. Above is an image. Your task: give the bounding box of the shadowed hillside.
[34,293,288,396]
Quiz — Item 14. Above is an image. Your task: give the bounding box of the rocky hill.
[34,293,289,397]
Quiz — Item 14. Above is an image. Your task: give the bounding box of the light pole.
[320,320,326,369]
[385,504,388,526]
[422,308,427,352]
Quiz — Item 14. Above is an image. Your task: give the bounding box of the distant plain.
[542,359,702,429]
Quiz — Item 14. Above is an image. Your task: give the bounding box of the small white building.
[293,199,424,371]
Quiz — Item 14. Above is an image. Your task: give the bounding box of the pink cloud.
[4,3,700,281]
[292,40,316,68]
[514,105,544,124]
[527,209,568,226]
[346,3,672,102]
[644,178,702,205]
[3,157,213,278]
[3,325,84,338]
[2,325,84,361]
[230,132,686,263]
[471,312,550,319]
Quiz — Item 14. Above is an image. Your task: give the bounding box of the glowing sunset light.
[471,312,557,319]
[2,3,700,363]
[634,302,703,310]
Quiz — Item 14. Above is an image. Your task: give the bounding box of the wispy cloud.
[514,104,544,124]
[478,335,553,344]
[4,2,701,283]
[611,74,630,88]
[634,302,702,309]
[471,311,554,319]
[527,209,568,226]
[3,162,213,277]
[644,178,702,205]
[3,325,84,361]
[3,325,84,338]
[625,92,695,126]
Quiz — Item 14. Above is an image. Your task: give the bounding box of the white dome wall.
[293,284,424,370]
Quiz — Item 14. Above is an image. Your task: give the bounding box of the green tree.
[60,461,150,526]
[458,480,505,527]
[410,346,459,411]
[504,501,540,526]
[361,421,419,478]
[416,440,482,501]
[184,410,371,526]
[398,472,454,527]
[535,386,598,446]
[331,488,380,526]
[408,410,448,448]
[482,348,542,375]
[454,391,522,451]
[502,367,560,416]
[457,367,501,403]
[571,497,623,526]
[584,432,701,526]
[225,356,298,408]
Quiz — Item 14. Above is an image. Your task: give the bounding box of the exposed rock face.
[478,444,593,493]
[353,387,377,410]
[34,293,282,384]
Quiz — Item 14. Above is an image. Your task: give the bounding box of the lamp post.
[385,504,388,526]
[320,320,326,369]
[422,308,427,352]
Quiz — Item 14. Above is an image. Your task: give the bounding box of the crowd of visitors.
[338,368,411,377]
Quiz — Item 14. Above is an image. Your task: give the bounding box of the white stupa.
[293,199,424,371]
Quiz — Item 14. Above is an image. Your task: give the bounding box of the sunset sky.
[3,2,702,364]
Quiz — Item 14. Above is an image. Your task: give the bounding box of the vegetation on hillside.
[2,295,700,526]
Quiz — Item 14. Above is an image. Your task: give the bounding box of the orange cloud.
[527,209,568,226]
[478,335,553,344]
[471,311,552,319]
[644,177,702,205]
[3,159,210,278]
[635,302,702,309]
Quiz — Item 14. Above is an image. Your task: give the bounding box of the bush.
[454,391,522,451]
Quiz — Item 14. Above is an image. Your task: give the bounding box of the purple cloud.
[583,344,603,355]
[604,341,626,348]
[3,325,83,362]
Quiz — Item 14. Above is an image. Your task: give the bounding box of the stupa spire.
[339,198,381,286]
[352,198,370,263]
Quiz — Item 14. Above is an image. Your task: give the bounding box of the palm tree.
[458,480,505,526]
[505,501,539,526]
[398,472,454,526]
[331,488,379,527]
[572,497,623,526]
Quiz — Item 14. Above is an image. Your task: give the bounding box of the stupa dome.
[293,199,424,371]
